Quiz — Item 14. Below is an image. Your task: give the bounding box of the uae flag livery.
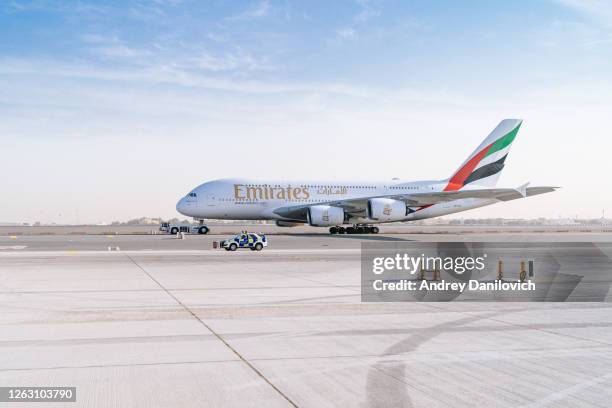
[444,119,522,191]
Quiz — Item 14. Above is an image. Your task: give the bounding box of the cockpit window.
[188,192,197,198]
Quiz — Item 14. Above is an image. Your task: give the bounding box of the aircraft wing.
[273,186,559,220]
[388,186,559,206]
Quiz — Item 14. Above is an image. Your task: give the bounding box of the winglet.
[516,182,530,198]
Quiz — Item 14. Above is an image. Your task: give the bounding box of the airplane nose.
[176,197,187,215]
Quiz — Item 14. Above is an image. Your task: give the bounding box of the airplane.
[176,119,558,234]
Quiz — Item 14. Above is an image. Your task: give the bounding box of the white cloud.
[250,0,270,17]
[552,0,612,25]
[354,0,381,22]
[0,56,370,97]
[230,0,271,20]
[2,0,107,14]
[152,0,182,5]
[194,52,274,72]
[533,18,612,51]
[336,27,356,39]
[80,33,119,44]
[80,34,152,60]
[94,44,152,59]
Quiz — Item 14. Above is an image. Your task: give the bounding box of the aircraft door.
[206,193,216,207]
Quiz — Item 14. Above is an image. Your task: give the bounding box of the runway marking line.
[122,252,300,408]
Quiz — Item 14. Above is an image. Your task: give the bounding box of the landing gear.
[196,219,209,235]
[329,225,379,234]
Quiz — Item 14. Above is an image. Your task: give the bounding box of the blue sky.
[1,0,611,223]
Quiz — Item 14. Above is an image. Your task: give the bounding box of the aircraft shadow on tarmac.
[273,233,414,241]
[326,234,415,242]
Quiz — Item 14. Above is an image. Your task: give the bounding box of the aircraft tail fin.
[444,119,522,191]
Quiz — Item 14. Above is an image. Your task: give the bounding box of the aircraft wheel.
[229,243,237,251]
[346,227,355,234]
[255,243,263,251]
[372,227,380,234]
[329,227,338,234]
[198,226,209,235]
[355,227,365,234]
[337,227,345,234]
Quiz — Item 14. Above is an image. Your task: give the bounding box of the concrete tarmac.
[3,230,612,252]
[1,231,612,407]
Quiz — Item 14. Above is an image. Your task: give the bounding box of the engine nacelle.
[307,205,344,227]
[367,198,407,222]
[276,220,301,227]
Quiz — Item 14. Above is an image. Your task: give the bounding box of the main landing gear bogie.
[329,225,379,235]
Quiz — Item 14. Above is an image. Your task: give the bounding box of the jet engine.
[367,198,408,222]
[307,205,344,227]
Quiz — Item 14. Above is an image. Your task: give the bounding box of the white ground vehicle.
[159,222,209,235]
[220,233,268,251]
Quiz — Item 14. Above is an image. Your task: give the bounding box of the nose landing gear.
[196,219,209,235]
[329,225,379,234]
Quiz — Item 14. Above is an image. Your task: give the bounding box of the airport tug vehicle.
[220,233,267,251]
[159,222,209,235]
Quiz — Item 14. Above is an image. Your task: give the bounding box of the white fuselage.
[176,178,496,224]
